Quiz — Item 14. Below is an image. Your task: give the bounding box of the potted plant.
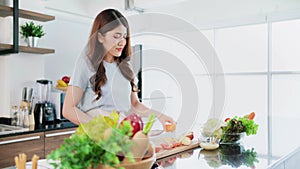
[20,21,45,47]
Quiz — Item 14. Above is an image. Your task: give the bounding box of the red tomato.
[121,113,143,137]
[248,112,255,120]
[225,118,230,122]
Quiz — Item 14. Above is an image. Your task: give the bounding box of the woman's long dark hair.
[87,9,139,100]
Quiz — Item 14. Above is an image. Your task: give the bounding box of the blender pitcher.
[33,80,56,127]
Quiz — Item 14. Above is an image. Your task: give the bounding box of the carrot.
[248,112,255,120]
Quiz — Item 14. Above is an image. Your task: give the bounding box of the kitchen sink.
[0,124,29,135]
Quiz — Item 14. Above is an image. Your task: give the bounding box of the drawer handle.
[45,131,75,137]
[0,136,41,145]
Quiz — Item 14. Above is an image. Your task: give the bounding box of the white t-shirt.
[69,55,137,114]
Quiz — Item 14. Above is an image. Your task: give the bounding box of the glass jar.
[10,105,19,126]
[18,106,25,126]
[22,106,29,127]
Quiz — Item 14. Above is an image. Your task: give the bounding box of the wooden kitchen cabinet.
[0,132,45,168]
[44,127,76,156]
[0,126,77,168]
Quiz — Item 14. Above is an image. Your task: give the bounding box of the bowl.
[93,143,156,169]
[220,132,245,144]
[94,154,156,169]
[118,154,156,169]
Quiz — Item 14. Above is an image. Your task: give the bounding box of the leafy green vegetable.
[202,118,225,137]
[222,116,258,136]
[76,114,109,140]
[143,114,156,135]
[47,114,134,169]
[221,116,259,143]
[104,110,119,128]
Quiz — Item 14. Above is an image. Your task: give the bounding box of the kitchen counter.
[156,143,299,169]
[1,122,298,169]
[4,144,299,169]
[0,121,77,138]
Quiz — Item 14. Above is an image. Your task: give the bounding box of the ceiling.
[41,0,300,28]
[85,0,300,23]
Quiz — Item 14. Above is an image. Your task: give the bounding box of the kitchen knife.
[27,88,33,103]
[22,87,27,101]
[20,87,29,110]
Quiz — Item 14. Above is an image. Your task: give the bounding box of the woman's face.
[98,24,127,59]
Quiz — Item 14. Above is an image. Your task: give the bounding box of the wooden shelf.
[0,43,55,54]
[0,5,55,22]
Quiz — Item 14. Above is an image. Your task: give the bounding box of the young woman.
[63,9,175,131]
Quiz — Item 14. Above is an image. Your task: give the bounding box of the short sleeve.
[69,56,92,90]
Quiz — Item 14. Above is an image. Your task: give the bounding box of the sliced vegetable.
[185,132,194,140]
[165,123,176,132]
[181,137,192,146]
[155,146,162,153]
[161,143,173,150]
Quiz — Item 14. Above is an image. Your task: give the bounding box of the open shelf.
[0,2,55,55]
[0,5,55,22]
[0,43,55,54]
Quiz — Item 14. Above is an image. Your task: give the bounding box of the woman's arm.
[130,91,175,130]
[63,86,93,125]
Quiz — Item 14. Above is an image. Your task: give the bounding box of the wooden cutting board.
[156,140,200,160]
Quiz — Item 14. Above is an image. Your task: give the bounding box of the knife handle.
[22,87,27,101]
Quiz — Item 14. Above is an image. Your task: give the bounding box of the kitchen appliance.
[131,44,143,100]
[33,80,56,128]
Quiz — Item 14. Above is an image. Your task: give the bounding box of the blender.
[33,79,56,128]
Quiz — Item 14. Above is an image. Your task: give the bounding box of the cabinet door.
[0,132,44,168]
[44,127,76,156]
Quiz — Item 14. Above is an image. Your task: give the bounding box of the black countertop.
[0,121,78,138]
